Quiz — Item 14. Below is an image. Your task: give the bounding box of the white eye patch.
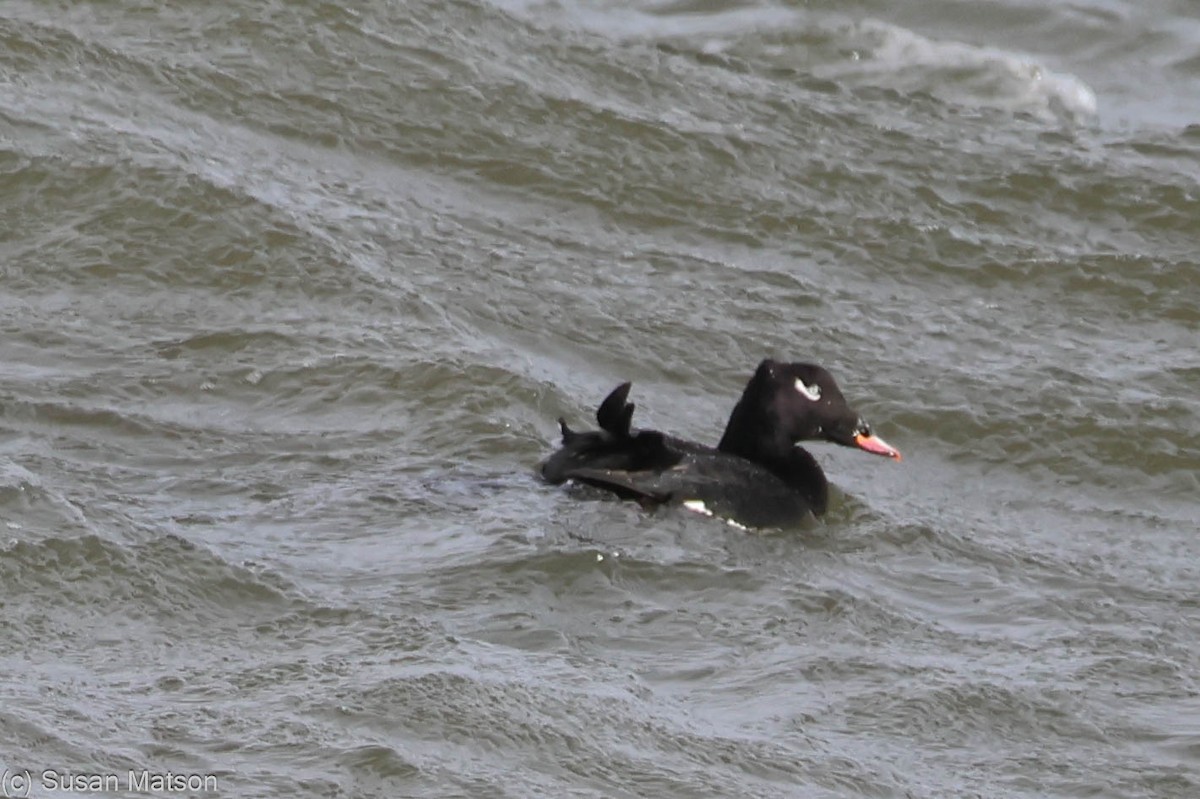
[794,378,822,401]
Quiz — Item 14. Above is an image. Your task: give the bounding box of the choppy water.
[2,1,1198,797]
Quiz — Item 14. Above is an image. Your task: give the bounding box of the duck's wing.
[564,451,818,528]
[558,466,674,504]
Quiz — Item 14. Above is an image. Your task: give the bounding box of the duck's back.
[539,426,682,485]
[541,381,684,484]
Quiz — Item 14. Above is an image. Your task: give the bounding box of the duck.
[540,359,901,528]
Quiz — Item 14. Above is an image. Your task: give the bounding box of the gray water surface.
[2,1,1198,797]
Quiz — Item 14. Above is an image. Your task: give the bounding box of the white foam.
[816,18,1098,124]
[484,1,1098,125]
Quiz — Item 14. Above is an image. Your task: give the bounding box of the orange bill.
[854,432,902,461]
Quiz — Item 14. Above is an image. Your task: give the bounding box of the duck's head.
[720,359,902,461]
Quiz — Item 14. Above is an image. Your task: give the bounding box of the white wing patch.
[682,499,749,530]
[794,377,822,401]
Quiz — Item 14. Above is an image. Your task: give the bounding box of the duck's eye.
[794,378,822,401]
